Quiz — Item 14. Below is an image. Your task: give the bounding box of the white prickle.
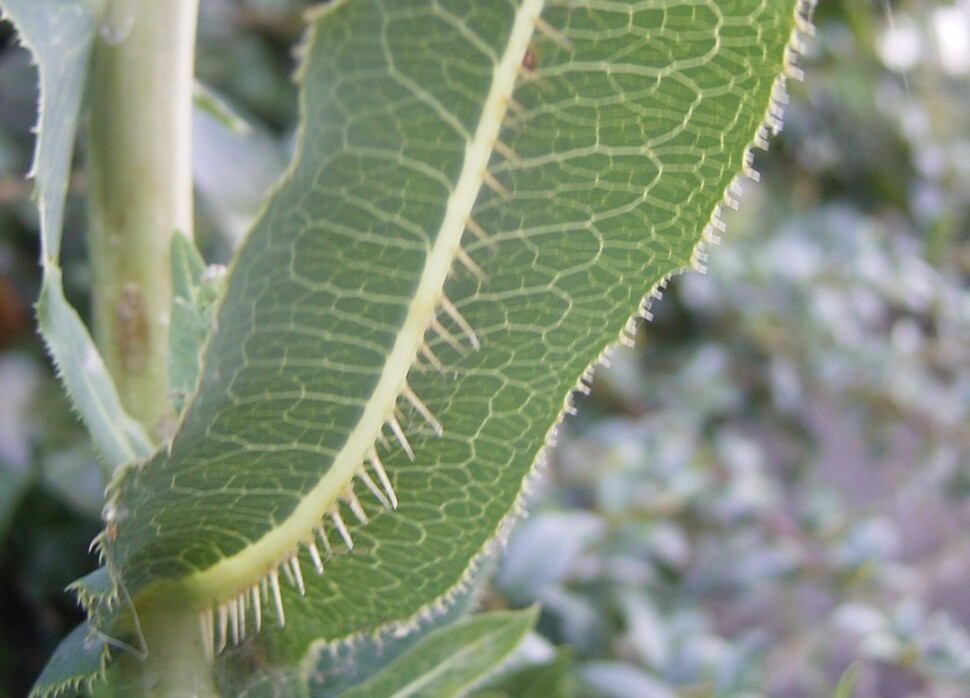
[492,138,519,162]
[419,343,445,372]
[343,486,369,524]
[280,556,296,586]
[387,415,415,460]
[482,169,510,197]
[402,383,443,435]
[464,217,494,246]
[315,524,333,554]
[440,295,480,350]
[290,555,305,596]
[330,508,354,550]
[368,450,398,509]
[217,602,228,654]
[306,537,324,574]
[268,568,285,626]
[251,585,262,633]
[357,466,394,510]
[238,592,247,641]
[430,317,467,354]
[229,595,240,646]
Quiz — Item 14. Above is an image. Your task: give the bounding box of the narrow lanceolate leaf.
[338,608,537,698]
[1,0,153,469]
[100,0,810,673]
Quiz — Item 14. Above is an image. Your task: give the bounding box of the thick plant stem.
[115,607,219,698]
[87,0,214,694]
[87,0,198,441]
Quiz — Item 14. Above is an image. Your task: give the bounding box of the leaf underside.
[93,0,805,679]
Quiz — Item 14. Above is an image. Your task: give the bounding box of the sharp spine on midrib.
[430,316,468,354]
[329,507,354,549]
[386,415,414,460]
[482,169,511,197]
[216,603,228,654]
[306,536,324,573]
[358,457,395,509]
[439,294,480,350]
[534,15,571,49]
[289,555,305,596]
[251,585,262,632]
[268,567,284,626]
[492,138,519,162]
[464,217,495,247]
[367,449,398,509]
[196,0,553,661]
[342,485,368,524]
[315,523,332,554]
[454,246,487,281]
[402,383,443,435]
[229,595,240,646]
[419,342,446,372]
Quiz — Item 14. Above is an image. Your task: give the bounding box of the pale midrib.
[174,0,546,607]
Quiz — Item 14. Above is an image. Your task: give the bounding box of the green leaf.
[471,648,577,698]
[27,620,110,698]
[100,0,806,672]
[193,80,253,137]
[1,0,153,469]
[168,234,225,415]
[36,276,154,467]
[338,608,537,698]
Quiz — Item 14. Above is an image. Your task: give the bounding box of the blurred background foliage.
[0,1,967,696]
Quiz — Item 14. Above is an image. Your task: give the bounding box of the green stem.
[87,0,198,442]
[115,607,219,698]
[86,0,214,694]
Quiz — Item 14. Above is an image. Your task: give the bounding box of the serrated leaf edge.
[101,0,550,659]
[296,0,818,670]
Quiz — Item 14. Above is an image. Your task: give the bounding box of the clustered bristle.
[197,444,405,658]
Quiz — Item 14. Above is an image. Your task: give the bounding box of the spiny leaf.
[99,0,810,675]
[27,620,110,698]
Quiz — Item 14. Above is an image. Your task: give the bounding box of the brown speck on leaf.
[522,45,538,74]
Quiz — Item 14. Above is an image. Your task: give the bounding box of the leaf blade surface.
[100,0,805,669]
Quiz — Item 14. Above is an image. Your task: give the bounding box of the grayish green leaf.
[338,608,537,698]
[98,0,805,676]
[27,620,110,698]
